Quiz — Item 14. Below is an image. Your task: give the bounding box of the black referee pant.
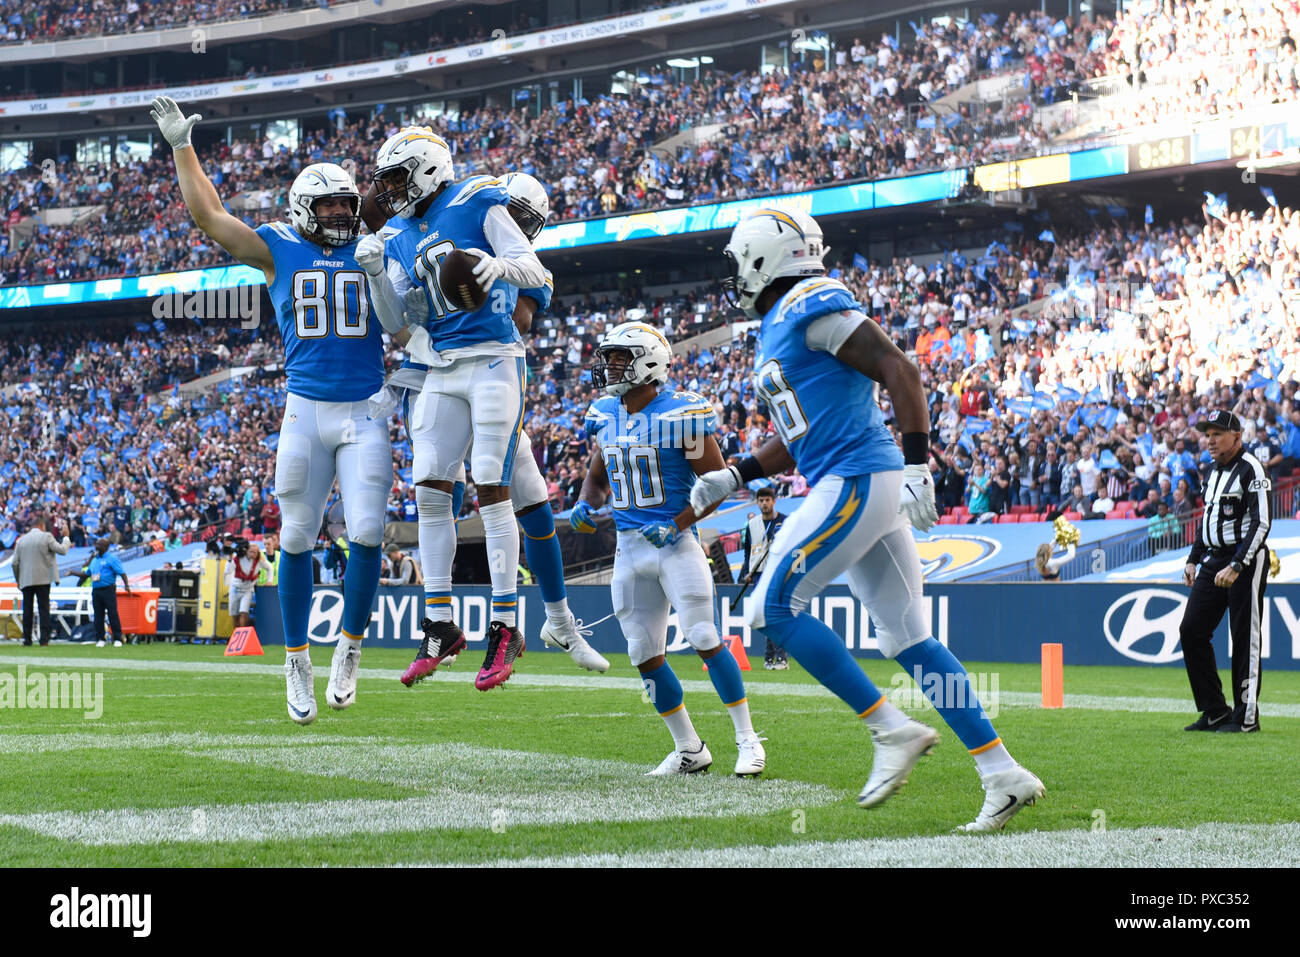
[1178,548,1267,729]
[91,586,124,644]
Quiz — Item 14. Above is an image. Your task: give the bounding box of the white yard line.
[4,653,1300,717]
[0,741,838,846]
[430,822,1300,868]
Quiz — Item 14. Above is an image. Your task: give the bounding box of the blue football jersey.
[584,390,718,531]
[519,269,553,316]
[256,222,385,403]
[381,175,522,351]
[754,276,902,485]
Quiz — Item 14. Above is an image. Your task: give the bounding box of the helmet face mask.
[502,172,549,242]
[310,194,361,246]
[721,208,826,318]
[289,163,361,247]
[591,347,633,394]
[507,197,546,242]
[591,323,671,397]
[372,127,454,220]
[372,160,421,219]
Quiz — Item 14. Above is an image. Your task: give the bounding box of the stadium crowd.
[1,8,1115,285]
[1088,0,1300,133]
[5,189,1300,552]
[2,0,312,44]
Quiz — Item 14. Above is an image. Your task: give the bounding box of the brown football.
[438,249,489,312]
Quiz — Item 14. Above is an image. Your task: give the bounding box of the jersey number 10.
[414,240,510,318]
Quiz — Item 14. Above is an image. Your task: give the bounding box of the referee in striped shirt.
[1179,410,1271,733]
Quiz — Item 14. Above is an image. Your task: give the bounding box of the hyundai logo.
[1103,589,1186,663]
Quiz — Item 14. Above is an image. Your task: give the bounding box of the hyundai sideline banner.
[251,583,1300,669]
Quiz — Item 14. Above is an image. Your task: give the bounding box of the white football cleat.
[857,719,940,808]
[957,764,1044,833]
[285,652,317,726]
[646,740,712,776]
[540,615,610,673]
[326,638,361,710]
[734,731,767,777]
[113,640,122,647]
[95,640,106,648]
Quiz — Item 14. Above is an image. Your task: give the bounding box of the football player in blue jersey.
[571,322,766,777]
[357,128,548,691]
[690,208,1043,830]
[362,166,608,678]
[151,97,391,725]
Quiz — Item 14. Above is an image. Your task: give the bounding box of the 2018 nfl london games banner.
[252,583,1300,670]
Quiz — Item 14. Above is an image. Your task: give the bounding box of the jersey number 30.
[605,446,665,509]
[756,359,809,443]
[293,270,371,338]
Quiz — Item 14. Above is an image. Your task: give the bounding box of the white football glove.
[403,285,429,323]
[150,96,201,150]
[690,465,743,516]
[354,234,385,278]
[899,464,939,532]
[367,385,400,421]
[465,247,504,291]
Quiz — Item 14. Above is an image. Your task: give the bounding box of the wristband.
[732,457,765,484]
[901,432,929,465]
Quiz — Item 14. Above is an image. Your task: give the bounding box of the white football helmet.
[592,322,672,397]
[722,207,827,318]
[288,162,361,246]
[372,126,454,219]
[501,171,549,242]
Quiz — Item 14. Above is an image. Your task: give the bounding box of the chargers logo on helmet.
[722,207,828,318]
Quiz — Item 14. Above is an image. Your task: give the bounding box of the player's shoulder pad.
[655,390,719,435]
[583,396,619,436]
[257,221,301,247]
[776,276,860,326]
[447,175,509,210]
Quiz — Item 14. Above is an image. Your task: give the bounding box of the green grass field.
[2,641,1298,867]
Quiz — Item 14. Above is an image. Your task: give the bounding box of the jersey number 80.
[293,270,371,338]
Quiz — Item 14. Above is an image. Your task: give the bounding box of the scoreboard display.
[1128,135,1191,171]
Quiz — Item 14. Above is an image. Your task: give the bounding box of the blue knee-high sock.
[895,637,998,751]
[341,541,380,640]
[451,480,465,518]
[704,644,747,706]
[639,661,684,715]
[278,549,314,651]
[517,506,566,603]
[761,615,883,716]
